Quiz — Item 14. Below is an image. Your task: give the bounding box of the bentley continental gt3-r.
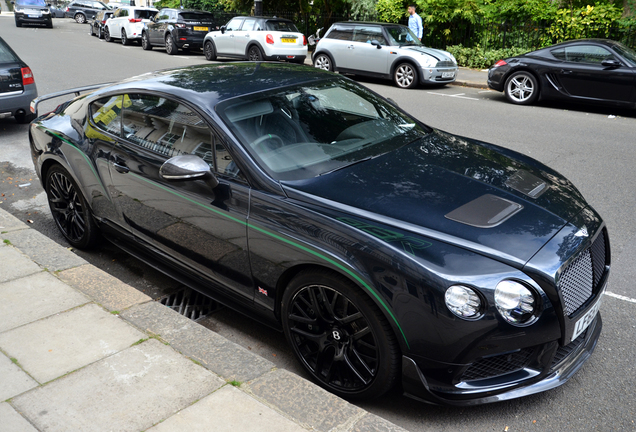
[29,63,610,405]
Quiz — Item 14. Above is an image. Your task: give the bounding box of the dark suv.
[65,0,110,24]
[141,9,216,55]
[12,0,52,28]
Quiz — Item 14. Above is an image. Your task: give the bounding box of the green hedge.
[445,44,532,69]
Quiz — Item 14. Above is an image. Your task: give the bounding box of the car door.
[109,7,125,37]
[102,93,254,304]
[147,9,164,44]
[552,44,635,103]
[350,25,390,74]
[323,24,355,70]
[213,17,243,55]
[233,17,255,57]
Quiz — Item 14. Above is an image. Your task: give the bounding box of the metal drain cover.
[158,287,222,321]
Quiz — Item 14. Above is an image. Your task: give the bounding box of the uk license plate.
[193,26,208,31]
[571,295,603,342]
[442,71,455,78]
[281,38,296,43]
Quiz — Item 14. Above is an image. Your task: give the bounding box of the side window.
[90,94,128,136]
[241,18,256,31]
[353,26,386,45]
[121,8,129,17]
[169,10,178,20]
[564,45,614,64]
[225,18,243,31]
[253,20,263,31]
[551,48,565,60]
[325,25,354,41]
[157,9,169,20]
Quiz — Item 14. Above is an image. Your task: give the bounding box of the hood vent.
[505,170,548,199]
[445,194,523,228]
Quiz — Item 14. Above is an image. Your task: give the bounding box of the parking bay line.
[606,291,636,304]
[427,92,479,101]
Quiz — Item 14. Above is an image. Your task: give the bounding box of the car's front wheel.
[15,20,22,27]
[74,13,86,24]
[121,28,130,45]
[204,40,216,61]
[248,45,263,61]
[165,34,177,55]
[141,31,152,50]
[504,71,539,105]
[45,165,100,249]
[97,26,103,39]
[282,269,400,400]
[394,63,418,89]
[104,26,112,42]
[313,53,333,71]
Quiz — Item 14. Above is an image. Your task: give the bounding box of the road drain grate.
[158,287,221,321]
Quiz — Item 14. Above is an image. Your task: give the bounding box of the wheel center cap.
[69,202,74,210]
[331,329,342,341]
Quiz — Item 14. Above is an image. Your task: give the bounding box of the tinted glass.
[0,39,18,63]
[556,45,614,64]
[353,26,386,45]
[217,78,430,181]
[134,9,156,19]
[157,9,169,20]
[611,43,636,67]
[385,26,421,46]
[180,12,213,20]
[90,95,125,137]
[325,25,353,41]
[265,20,299,32]
[16,0,46,6]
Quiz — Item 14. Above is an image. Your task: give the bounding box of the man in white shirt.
[407,4,422,41]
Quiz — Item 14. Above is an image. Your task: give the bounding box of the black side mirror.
[601,58,621,69]
[371,39,382,49]
[160,155,219,189]
[220,25,226,34]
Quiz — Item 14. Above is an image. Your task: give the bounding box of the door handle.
[245,34,250,37]
[112,157,129,174]
[560,69,572,75]
[348,45,354,49]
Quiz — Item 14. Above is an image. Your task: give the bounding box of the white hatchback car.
[203,16,307,63]
[104,6,158,45]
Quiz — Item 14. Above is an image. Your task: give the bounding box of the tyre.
[393,62,418,89]
[504,71,539,105]
[90,24,95,36]
[46,21,53,28]
[313,53,332,71]
[15,112,36,124]
[74,13,86,24]
[165,34,177,55]
[281,269,400,400]
[104,26,112,42]
[121,28,130,46]
[247,45,262,61]
[97,26,103,39]
[141,31,152,50]
[45,165,100,249]
[204,40,216,61]
[15,20,22,27]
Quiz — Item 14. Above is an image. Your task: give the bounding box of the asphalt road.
[1,16,635,432]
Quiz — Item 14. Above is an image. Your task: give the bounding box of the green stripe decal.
[129,172,410,348]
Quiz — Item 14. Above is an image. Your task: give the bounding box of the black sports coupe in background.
[488,38,636,108]
[29,63,610,405]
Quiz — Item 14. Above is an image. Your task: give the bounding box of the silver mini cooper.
[313,22,458,89]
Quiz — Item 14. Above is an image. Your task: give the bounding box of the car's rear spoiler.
[30,83,114,114]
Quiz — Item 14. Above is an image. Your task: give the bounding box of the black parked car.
[488,38,636,108]
[0,36,38,123]
[65,0,110,23]
[12,0,52,28]
[49,4,67,18]
[90,9,113,39]
[30,63,609,404]
[141,8,216,55]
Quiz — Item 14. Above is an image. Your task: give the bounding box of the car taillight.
[128,18,141,23]
[65,6,69,11]
[21,67,35,86]
[266,34,274,45]
[493,60,507,68]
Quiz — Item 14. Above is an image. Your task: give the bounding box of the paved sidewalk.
[0,207,407,432]
[453,67,489,89]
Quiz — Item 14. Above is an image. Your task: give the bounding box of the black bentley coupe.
[488,38,636,108]
[29,63,610,405]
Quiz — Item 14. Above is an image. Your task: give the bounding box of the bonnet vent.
[445,194,523,228]
[505,170,548,199]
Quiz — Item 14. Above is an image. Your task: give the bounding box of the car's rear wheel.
[504,71,539,105]
[90,24,95,36]
[313,53,332,71]
[141,31,152,50]
[104,26,112,42]
[165,34,177,55]
[74,13,86,24]
[204,40,216,61]
[394,63,418,89]
[121,28,130,45]
[97,26,103,39]
[248,45,262,61]
[45,165,100,249]
[282,269,400,400]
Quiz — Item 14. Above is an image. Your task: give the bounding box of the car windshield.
[16,0,46,6]
[217,78,431,180]
[180,12,213,20]
[134,9,156,19]
[613,42,636,67]
[265,20,299,32]
[385,26,422,47]
[0,40,19,63]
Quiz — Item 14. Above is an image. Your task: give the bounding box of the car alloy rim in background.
[47,172,86,243]
[286,284,379,392]
[395,64,415,88]
[248,46,261,61]
[507,73,535,103]
[75,13,85,23]
[166,35,174,54]
[315,55,330,70]
[204,41,214,60]
[121,29,128,45]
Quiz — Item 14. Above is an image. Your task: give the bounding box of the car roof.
[332,21,406,27]
[230,15,294,22]
[161,8,213,13]
[91,63,334,113]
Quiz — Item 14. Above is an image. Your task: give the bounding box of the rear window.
[180,12,213,20]
[0,40,19,63]
[135,9,156,19]
[16,0,46,5]
[265,20,299,32]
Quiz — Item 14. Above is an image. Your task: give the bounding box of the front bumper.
[15,11,52,24]
[420,66,458,84]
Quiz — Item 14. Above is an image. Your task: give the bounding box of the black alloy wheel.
[45,165,99,249]
[165,34,177,55]
[248,45,262,61]
[204,40,216,61]
[141,31,152,50]
[282,270,400,400]
[121,28,130,45]
[104,26,112,42]
[74,13,86,24]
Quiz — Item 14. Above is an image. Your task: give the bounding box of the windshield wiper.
[319,156,373,176]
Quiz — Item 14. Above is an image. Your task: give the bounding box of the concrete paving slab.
[147,385,305,432]
[3,229,86,271]
[58,264,151,311]
[246,369,365,432]
[12,339,225,432]
[0,303,145,383]
[0,402,39,432]
[0,352,38,401]
[352,413,410,432]
[122,301,274,382]
[0,245,42,284]
[0,208,28,233]
[0,272,89,333]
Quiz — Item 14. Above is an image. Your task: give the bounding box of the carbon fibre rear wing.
[30,83,114,115]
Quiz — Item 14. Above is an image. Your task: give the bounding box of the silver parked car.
[313,22,458,89]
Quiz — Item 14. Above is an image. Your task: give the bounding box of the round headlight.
[494,280,537,325]
[445,285,482,319]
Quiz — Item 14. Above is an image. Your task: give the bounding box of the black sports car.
[488,38,636,108]
[29,63,610,405]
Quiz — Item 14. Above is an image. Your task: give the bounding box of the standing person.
[408,4,422,41]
